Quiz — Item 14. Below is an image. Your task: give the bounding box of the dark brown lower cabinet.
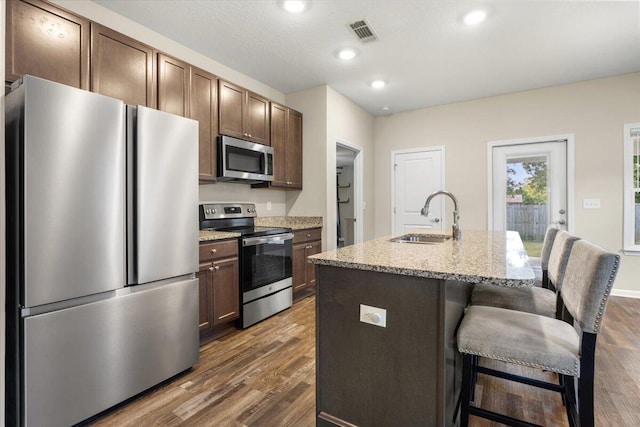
[292,228,322,300]
[198,239,240,343]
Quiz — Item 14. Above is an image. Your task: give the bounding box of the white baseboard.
[611,289,640,299]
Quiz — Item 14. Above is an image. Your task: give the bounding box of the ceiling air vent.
[348,19,378,43]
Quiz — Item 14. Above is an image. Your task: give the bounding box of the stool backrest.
[547,230,580,289]
[540,227,560,270]
[560,240,620,334]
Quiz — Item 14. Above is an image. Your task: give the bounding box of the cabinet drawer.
[199,239,238,261]
[293,228,322,244]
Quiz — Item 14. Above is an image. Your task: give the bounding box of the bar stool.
[471,229,579,318]
[457,240,620,427]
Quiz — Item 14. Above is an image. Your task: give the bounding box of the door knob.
[558,219,566,225]
[559,209,566,214]
[432,218,440,223]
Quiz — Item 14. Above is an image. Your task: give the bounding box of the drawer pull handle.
[208,267,214,271]
[214,266,220,271]
[306,233,311,237]
[211,249,217,253]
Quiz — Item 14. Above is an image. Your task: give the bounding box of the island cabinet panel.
[190,67,218,182]
[157,53,189,117]
[261,103,303,189]
[218,79,270,145]
[316,265,473,427]
[198,240,240,343]
[6,0,90,89]
[292,228,322,300]
[90,23,156,107]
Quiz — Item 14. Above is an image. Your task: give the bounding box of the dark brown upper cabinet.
[90,23,156,107]
[157,53,189,117]
[256,103,302,189]
[218,80,270,146]
[6,0,90,89]
[190,67,219,182]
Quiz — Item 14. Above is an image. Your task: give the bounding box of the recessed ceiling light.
[282,0,306,14]
[337,48,358,61]
[371,80,386,89]
[463,10,486,25]
[382,106,390,111]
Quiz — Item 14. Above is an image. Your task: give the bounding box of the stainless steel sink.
[389,233,452,244]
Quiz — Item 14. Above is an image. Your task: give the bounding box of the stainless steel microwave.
[217,135,274,183]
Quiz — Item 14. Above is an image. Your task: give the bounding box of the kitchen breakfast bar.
[309,230,536,427]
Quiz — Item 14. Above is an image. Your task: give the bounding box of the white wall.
[374,72,640,293]
[285,86,329,245]
[326,87,375,248]
[285,86,375,250]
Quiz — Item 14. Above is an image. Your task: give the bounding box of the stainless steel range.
[200,203,293,328]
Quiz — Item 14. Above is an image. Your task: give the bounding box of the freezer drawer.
[22,278,199,427]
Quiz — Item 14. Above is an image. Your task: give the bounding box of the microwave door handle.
[243,233,294,247]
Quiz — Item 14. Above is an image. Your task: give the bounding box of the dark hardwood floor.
[89,295,640,426]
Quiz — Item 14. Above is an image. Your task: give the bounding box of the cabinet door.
[305,240,322,288]
[90,23,156,107]
[158,53,189,117]
[6,0,89,89]
[287,108,303,189]
[292,243,308,292]
[198,263,213,332]
[270,103,288,187]
[212,258,240,326]
[191,67,218,181]
[218,80,245,139]
[246,91,270,145]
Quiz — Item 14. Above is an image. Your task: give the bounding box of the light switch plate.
[360,304,387,328]
[583,199,601,209]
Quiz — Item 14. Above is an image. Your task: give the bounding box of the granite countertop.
[309,230,535,287]
[255,216,323,230]
[199,230,241,242]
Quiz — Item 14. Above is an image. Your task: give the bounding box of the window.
[624,123,640,254]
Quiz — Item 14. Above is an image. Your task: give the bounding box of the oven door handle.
[242,232,294,247]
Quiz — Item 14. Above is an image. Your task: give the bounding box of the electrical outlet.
[360,304,387,328]
[583,199,601,209]
[267,201,272,211]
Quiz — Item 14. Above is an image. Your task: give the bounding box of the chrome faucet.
[421,190,461,240]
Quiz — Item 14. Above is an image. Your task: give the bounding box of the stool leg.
[460,354,473,427]
[579,333,597,427]
[471,354,478,402]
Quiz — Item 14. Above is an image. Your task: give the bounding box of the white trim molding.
[611,289,640,299]
[623,123,640,255]
[336,138,364,245]
[487,134,575,233]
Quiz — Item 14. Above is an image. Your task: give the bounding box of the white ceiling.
[93,0,640,115]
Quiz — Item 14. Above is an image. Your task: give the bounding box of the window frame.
[623,122,640,254]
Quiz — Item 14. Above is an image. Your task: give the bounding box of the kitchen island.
[309,230,535,427]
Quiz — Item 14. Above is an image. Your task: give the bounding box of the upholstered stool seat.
[458,305,580,376]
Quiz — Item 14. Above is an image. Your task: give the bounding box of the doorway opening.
[336,140,363,247]
[488,135,574,260]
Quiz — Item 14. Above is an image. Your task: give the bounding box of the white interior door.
[491,140,567,256]
[393,148,444,233]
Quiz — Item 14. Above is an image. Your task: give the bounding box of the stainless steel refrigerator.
[5,75,200,426]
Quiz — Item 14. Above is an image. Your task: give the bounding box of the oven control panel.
[200,203,257,220]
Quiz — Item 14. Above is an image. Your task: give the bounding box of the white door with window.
[490,138,570,258]
[392,148,444,233]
